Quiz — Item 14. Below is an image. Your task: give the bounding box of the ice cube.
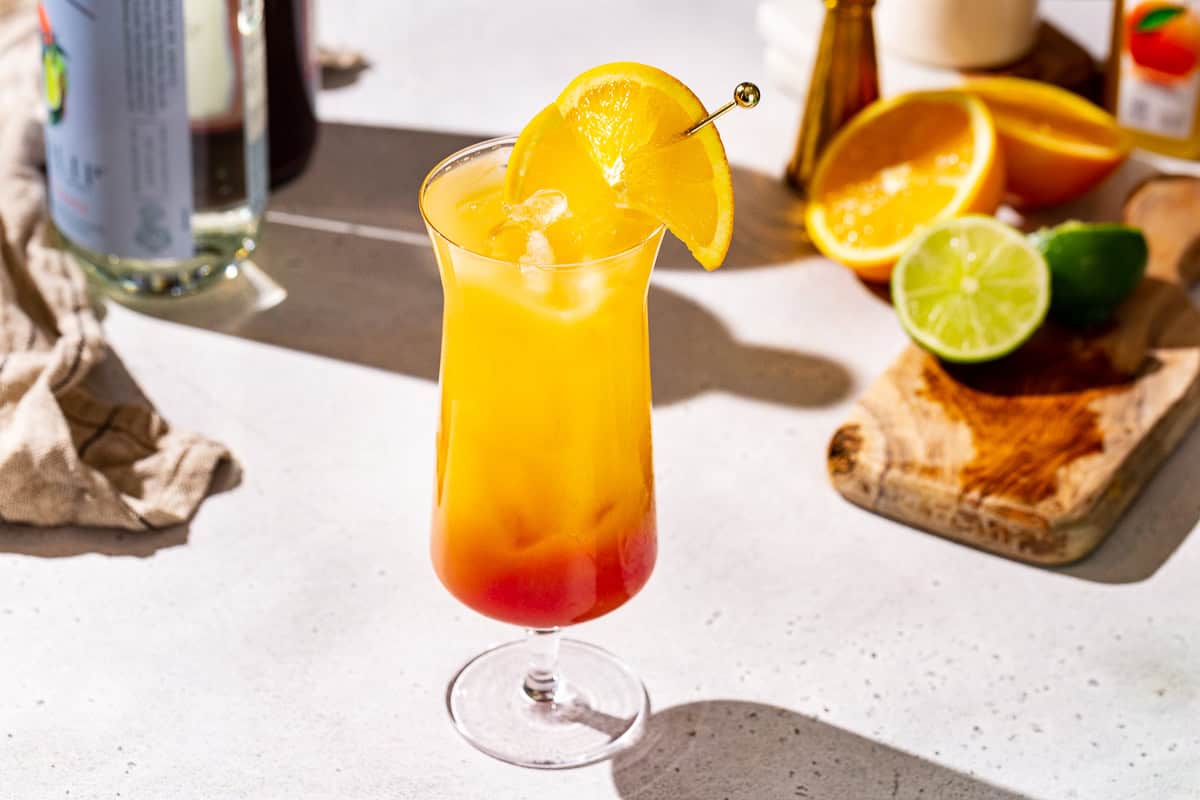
[507,189,570,228]
[486,188,570,265]
[519,229,555,266]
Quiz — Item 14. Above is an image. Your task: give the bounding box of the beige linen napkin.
[0,13,231,530]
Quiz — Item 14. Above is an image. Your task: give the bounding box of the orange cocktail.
[422,138,662,629]
[419,61,741,770]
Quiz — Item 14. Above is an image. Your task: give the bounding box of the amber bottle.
[786,0,880,196]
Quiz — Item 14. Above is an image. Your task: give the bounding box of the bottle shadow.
[263,123,815,273]
[108,122,853,411]
[266,124,491,232]
[113,220,850,410]
[612,700,1031,800]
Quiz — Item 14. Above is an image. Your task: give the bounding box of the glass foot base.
[446,637,648,769]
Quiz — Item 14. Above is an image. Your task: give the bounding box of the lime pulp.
[891,215,1051,364]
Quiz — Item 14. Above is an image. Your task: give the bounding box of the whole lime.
[1029,222,1147,327]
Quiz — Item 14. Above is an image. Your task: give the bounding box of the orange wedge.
[506,62,734,270]
[964,77,1132,209]
[804,90,1004,282]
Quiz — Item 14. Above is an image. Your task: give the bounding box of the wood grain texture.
[829,176,1200,564]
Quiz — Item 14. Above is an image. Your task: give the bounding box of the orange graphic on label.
[1127,2,1200,82]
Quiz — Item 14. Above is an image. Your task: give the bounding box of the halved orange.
[963,77,1132,209]
[506,62,734,270]
[804,90,1005,283]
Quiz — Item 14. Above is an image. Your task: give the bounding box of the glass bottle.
[785,0,879,197]
[40,0,268,296]
[1106,0,1200,160]
[265,0,319,186]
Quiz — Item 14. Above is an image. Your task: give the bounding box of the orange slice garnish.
[506,62,734,270]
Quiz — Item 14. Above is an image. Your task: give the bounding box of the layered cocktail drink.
[423,139,662,630]
[419,62,745,769]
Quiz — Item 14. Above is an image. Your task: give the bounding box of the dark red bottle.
[265,0,319,186]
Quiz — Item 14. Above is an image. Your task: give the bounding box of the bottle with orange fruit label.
[1107,0,1200,159]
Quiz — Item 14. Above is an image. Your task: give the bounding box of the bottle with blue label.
[40,0,268,296]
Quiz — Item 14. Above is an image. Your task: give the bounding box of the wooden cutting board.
[828,176,1200,565]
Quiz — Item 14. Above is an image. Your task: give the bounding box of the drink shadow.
[647,283,850,407]
[611,700,1032,800]
[558,697,636,741]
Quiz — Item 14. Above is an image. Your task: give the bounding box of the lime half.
[891,215,1050,363]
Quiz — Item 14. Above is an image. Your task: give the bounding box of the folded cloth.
[0,13,231,530]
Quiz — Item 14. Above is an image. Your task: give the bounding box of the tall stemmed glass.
[420,137,664,769]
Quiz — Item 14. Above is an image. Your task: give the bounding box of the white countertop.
[4,1,1199,798]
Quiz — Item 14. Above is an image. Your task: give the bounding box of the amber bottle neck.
[825,0,876,11]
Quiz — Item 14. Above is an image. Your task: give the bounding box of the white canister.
[877,0,1040,69]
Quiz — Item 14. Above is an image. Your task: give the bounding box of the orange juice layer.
[424,148,661,629]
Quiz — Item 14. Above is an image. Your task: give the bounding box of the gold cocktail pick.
[684,82,761,137]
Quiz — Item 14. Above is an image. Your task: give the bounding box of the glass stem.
[522,627,562,702]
